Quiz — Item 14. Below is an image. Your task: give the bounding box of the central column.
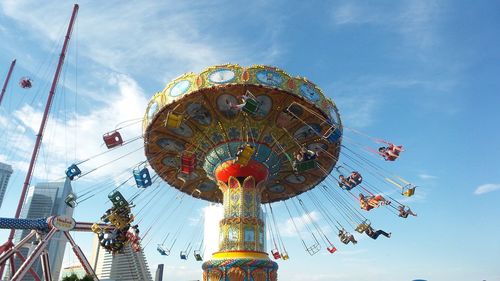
[202,160,278,281]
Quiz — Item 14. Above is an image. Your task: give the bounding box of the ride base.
[202,161,278,281]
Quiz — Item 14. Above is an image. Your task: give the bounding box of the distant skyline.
[0,1,499,281]
[4,180,73,281]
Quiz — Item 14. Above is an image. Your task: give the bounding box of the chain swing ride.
[0,5,419,281]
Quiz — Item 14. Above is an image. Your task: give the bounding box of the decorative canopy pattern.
[143,64,342,203]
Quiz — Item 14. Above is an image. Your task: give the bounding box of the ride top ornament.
[143,64,343,281]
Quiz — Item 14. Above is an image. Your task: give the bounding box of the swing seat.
[65,164,81,180]
[322,123,336,139]
[181,152,197,174]
[91,223,102,234]
[19,77,32,89]
[281,252,289,260]
[402,186,416,197]
[65,193,77,208]
[133,167,152,188]
[180,251,188,260]
[340,236,350,244]
[327,128,342,143]
[327,246,337,254]
[242,98,259,114]
[355,222,370,233]
[126,230,140,244]
[236,145,255,166]
[271,249,281,260]
[384,155,398,161]
[165,112,183,128]
[295,159,317,172]
[108,191,128,208]
[306,243,321,255]
[108,212,129,230]
[103,131,123,149]
[194,250,203,261]
[351,173,362,185]
[131,243,141,252]
[157,245,169,256]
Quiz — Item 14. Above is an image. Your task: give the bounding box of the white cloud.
[418,173,437,180]
[0,0,283,82]
[279,210,321,238]
[474,183,500,195]
[1,73,147,182]
[335,95,377,128]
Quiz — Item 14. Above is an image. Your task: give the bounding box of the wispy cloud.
[0,0,284,81]
[279,211,321,238]
[419,173,438,180]
[331,2,386,26]
[0,74,147,181]
[330,1,444,51]
[474,183,500,195]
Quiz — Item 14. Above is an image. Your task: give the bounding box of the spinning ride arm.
[0,218,49,232]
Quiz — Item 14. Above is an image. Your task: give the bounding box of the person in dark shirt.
[364,225,391,239]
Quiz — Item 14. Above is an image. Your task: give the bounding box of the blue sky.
[0,1,499,280]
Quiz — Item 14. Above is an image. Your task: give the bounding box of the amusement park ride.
[0,4,418,281]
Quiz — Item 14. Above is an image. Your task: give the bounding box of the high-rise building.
[0,162,13,209]
[3,179,73,281]
[154,264,164,281]
[90,236,152,281]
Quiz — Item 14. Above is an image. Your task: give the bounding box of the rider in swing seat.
[398,205,417,218]
[364,225,391,240]
[359,193,391,211]
[378,144,403,161]
[338,229,357,245]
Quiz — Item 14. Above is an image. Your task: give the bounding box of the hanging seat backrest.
[403,186,416,197]
[271,249,281,260]
[65,164,81,180]
[355,222,370,233]
[108,212,129,230]
[181,152,197,174]
[165,111,184,129]
[133,167,152,188]
[108,191,128,207]
[351,173,362,184]
[281,252,289,260]
[157,245,169,256]
[236,145,255,166]
[180,251,187,260]
[327,246,337,253]
[103,131,124,149]
[242,98,259,114]
[194,251,203,261]
[91,223,102,234]
[64,193,77,208]
[296,159,317,172]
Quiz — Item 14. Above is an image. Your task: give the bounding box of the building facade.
[154,264,164,281]
[0,162,13,209]
[4,179,73,281]
[90,236,152,281]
